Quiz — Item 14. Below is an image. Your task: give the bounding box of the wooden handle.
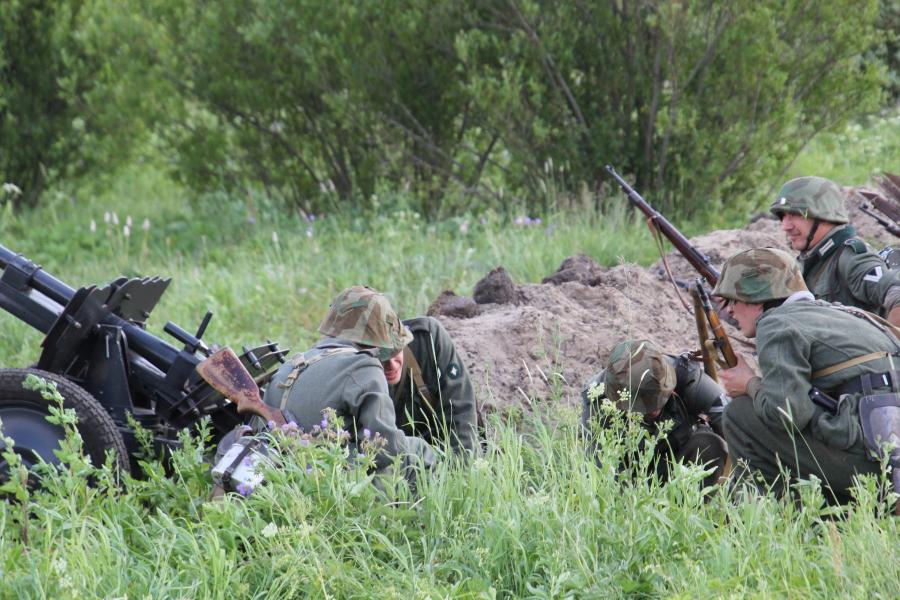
[196,347,286,427]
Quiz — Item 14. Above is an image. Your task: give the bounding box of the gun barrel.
[0,243,182,372]
[605,165,720,286]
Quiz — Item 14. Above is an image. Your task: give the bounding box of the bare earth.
[433,188,895,417]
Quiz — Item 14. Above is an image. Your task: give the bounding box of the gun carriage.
[0,243,287,475]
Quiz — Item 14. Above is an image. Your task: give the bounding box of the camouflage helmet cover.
[604,339,676,415]
[769,176,849,224]
[318,286,413,360]
[712,247,808,303]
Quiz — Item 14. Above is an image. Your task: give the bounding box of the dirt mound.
[473,266,518,305]
[437,221,780,416]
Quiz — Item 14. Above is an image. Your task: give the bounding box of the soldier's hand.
[718,353,756,398]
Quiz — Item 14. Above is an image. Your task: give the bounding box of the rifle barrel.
[605,165,720,286]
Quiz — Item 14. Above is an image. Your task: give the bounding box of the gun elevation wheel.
[0,368,130,480]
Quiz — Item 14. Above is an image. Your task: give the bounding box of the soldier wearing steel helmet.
[581,339,729,486]
[261,286,437,477]
[770,176,900,325]
[715,248,900,503]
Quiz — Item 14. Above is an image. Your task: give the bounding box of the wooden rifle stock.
[694,280,737,369]
[691,286,719,381]
[859,203,900,238]
[605,165,720,287]
[196,347,287,427]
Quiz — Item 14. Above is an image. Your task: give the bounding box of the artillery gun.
[0,244,287,476]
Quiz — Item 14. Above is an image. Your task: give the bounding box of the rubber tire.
[0,368,130,476]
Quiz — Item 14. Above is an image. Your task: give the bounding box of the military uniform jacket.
[263,337,436,471]
[800,224,900,314]
[745,299,900,452]
[389,317,478,454]
[581,354,727,452]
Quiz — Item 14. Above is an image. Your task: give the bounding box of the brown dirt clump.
[473,266,518,305]
[542,254,605,286]
[427,291,479,318]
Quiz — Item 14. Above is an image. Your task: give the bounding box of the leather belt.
[833,371,896,397]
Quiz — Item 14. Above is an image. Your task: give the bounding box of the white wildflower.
[123,225,130,238]
[261,522,279,538]
[2,182,22,196]
[272,230,279,244]
[89,219,96,233]
[142,218,150,231]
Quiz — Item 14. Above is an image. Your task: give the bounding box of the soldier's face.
[725,299,763,338]
[381,350,405,384]
[780,212,816,251]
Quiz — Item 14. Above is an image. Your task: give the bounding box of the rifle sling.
[402,346,435,409]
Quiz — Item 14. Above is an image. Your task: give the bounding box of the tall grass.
[2,384,899,598]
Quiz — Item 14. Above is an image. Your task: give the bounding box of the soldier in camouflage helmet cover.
[581,339,729,487]
[716,248,900,503]
[260,286,436,484]
[770,176,900,326]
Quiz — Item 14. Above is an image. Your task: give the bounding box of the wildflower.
[459,220,469,234]
[300,438,310,447]
[142,218,151,231]
[246,215,257,225]
[514,216,525,226]
[307,214,316,222]
[534,217,542,225]
[123,225,130,238]
[104,211,111,223]
[126,215,133,227]
[320,417,328,429]
[272,231,279,244]
[235,481,254,496]
[242,456,255,467]
[306,226,314,238]
[524,217,533,225]
[363,428,371,438]
[267,420,276,430]
[112,212,119,225]
[261,522,279,537]
[305,464,313,474]
[2,182,22,197]
[90,219,97,233]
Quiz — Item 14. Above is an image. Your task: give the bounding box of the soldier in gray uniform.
[715,248,900,504]
[390,316,478,455]
[770,176,900,325]
[262,286,437,478]
[581,339,729,487]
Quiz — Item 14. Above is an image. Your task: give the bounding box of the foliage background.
[2,0,896,219]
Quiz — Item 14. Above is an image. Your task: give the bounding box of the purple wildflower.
[514,216,525,226]
[534,217,542,225]
[267,420,276,430]
[305,464,313,474]
[300,439,310,447]
[320,417,328,429]
[235,481,254,497]
[363,428,371,438]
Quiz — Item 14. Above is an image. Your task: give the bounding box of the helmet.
[769,176,848,224]
[712,248,807,304]
[318,286,412,360]
[604,339,676,415]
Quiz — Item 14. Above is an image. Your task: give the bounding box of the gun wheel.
[0,368,130,482]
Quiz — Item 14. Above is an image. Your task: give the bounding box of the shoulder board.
[843,238,868,254]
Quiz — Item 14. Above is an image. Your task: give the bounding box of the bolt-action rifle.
[605,165,720,287]
[859,203,900,238]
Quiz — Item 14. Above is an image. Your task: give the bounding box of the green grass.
[786,105,900,185]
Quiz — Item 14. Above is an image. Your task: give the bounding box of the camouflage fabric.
[725,299,900,503]
[769,176,849,224]
[712,248,808,303]
[318,286,413,360]
[581,353,729,484]
[604,339,677,414]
